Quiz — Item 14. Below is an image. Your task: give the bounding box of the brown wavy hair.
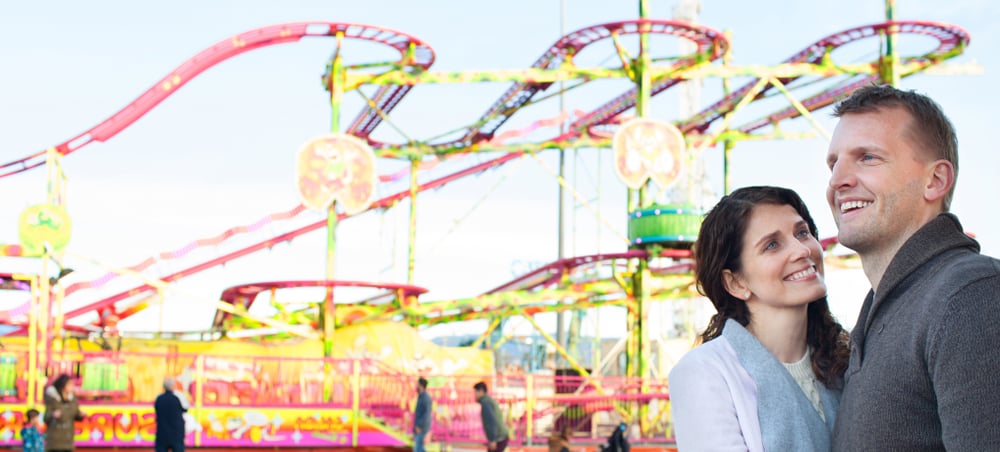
[694,186,849,387]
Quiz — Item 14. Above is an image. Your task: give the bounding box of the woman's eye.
[795,229,810,239]
[764,241,778,251]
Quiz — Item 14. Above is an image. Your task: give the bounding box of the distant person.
[474,381,509,452]
[43,374,86,452]
[547,424,571,452]
[413,377,433,452]
[20,408,44,452]
[826,85,1000,450]
[154,377,187,452]
[669,186,849,451]
[599,422,630,452]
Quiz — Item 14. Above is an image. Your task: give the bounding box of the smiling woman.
[669,185,850,452]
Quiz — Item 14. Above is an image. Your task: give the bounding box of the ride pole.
[319,32,346,409]
[407,158,418,283]
[633,0,653,433]
[323,32,346,360]
[39,252,51,391]
[882,0,901,86]
[721,31,734,195]
[20,275,38,406]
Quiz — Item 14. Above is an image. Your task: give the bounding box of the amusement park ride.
[0,1,971,449]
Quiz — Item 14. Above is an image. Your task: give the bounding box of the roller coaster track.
[451,20,728,147]
[0,22,436,178]
[1,20,968,328]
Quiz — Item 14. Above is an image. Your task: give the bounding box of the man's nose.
[828,159,854,190]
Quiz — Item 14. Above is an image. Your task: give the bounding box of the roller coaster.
[0,4,969,450]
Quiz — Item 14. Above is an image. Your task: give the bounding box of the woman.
[669,186,849,451]
[43,374,86,452]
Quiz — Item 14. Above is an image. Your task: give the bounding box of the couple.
[669,85,1000,451]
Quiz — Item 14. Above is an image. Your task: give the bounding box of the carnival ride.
[0,4,970,450]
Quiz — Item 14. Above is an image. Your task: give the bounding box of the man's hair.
[163,377,176,392]
[833,84,959,210]
[473,381,487,392]
[418,377,428,389]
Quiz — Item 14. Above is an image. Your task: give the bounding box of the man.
[154,377,187,452]
[826,84,1000,450]
[474,381,509,452]
[413,377,433,452]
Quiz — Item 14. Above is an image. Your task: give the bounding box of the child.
[20,408,44,452]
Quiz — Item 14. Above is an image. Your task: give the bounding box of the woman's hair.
[52,373,73,400]
[694,186,849,387]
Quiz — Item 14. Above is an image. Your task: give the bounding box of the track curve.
[0,22,435,178]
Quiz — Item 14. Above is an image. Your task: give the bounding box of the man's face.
[826,107,935,258]
[474,388,485,399]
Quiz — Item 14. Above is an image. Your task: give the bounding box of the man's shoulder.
[926,247,1000,287]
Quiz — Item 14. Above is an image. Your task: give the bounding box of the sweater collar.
[865,213,978,332]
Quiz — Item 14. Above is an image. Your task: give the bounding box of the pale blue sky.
[0,1,995,337]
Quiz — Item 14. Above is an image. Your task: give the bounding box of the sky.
[0,0,996,342]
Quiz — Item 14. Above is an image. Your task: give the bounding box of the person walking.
[413,376,433,452]
[474,381,509,452]
[154,377,187,452]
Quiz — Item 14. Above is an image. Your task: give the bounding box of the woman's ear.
[722,269,750,300]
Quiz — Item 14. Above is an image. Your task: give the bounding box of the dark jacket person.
[154,377,187,452]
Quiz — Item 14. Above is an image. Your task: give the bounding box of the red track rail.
[679,20,969,134]
[454,19,728,147]
[0,22,435,178]
[211,280,429,329]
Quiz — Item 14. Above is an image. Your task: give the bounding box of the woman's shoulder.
[669,339,731,385]
[671,337,738,372]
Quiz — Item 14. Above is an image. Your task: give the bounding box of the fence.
[3,348,674,446]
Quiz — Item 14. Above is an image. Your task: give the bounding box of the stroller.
[599,422,630,452]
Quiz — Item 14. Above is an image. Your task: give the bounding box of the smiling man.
[826,84,1000,451]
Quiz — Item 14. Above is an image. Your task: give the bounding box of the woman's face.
[63,380,76,395]
[726,203,827,312]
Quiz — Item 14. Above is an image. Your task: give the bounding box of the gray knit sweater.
[832,214,1000,451]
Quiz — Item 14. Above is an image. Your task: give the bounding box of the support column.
[634,0,653,433]
[882,0,901,86]
[323,32,346,360]
[408,158,418,283]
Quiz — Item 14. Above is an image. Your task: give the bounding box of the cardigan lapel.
[723,319,834,452]
[862,213,978,336]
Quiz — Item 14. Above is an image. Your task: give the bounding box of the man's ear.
[722,269,749,300]
[924,159,955,204]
